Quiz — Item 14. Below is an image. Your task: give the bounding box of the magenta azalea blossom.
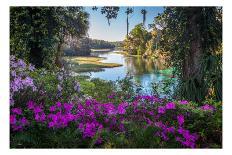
[179,100,189,105]
[117,102,128,114]
[20,117,28,126]
[158,106,166,114]
[10,115,16,125]
[166,102,176,109]
[49,105,56,112]
[27,100,35,110]
[200,104,214,111]
[11,108,22,115]
[177,115,185,126]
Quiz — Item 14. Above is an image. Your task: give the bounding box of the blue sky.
[84,7,164,41]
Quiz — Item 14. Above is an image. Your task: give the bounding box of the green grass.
[63,56,122,72]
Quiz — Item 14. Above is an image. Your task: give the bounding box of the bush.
[10,55,222,148]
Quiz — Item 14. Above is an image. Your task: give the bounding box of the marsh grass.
[63,56,122,72]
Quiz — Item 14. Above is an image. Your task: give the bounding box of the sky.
[84,7,164,42]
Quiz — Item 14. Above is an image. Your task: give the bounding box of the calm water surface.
[81,50,174,94]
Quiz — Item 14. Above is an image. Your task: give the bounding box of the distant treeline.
[64,38,123,56]
[89,39,123,49]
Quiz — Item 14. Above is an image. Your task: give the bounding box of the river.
[80,50,175,94]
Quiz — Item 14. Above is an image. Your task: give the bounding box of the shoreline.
[63,56,123,73]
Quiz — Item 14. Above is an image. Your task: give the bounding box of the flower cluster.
[10,95,211,148]
[200,104,215,111]
[56,68,81,98]
[10,55,37,105]
[10,108,28,131]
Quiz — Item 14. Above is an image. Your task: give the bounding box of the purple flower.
[10,115,16,124]
[165,102,176,109]
[20,117,28,126]
[166,126,175,133]
[28,64,35,71]
[95,137,103,145]
[177,127,198,148]
[158,106,166,114]
[63,103,73,112]
[177,115,185,126]
[48,121,55,128]
[79,122,103,138]
[161,132,169,141]
[11,70,16,77]
[11,108,22,115]
[35,112,46,122]
[18,59,26,68]
[27,100,35,110]
[33,106,43,113]
[179,100,189,105]
[117,102,128,114]
[49,105,56,112]
[108,92,116,99]
[200,104,214,111]
[56,102,62,108]
[103,103,117,115]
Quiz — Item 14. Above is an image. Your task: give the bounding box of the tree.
[123,24,151,55]
[141,9,147,26]
[156,7,222,102]
[10,7,89,68]
[125,7,134,37]
[100,7,120,26]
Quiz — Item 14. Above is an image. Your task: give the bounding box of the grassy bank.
[91,48,114,52]
[63,56,122,72]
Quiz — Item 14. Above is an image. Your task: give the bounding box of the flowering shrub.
[10,55,37,105]
[10,96,222,148]
[10,55,222,148]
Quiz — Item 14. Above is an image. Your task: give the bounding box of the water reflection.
[85,51,172,93]
[124,56,166,76]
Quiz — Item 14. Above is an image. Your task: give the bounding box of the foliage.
[10,55,37,106]
[123,24,151,55]
[10,7,89,68]
[10,96,222,148]
[64,37,91,56]
[151,78,177,100]
[89,39,115,49]
[10,57,222,148]
[100,7,120,26]
[155,7,222,102]
[10,55,82,106]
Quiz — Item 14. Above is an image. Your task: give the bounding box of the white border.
[1,0,232,155]
[8,0,223,6]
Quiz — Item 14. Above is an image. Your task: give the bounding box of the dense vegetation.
[89,39,115,49]
[123,7,222,103]
[10,6,222,148]
[63,38,123,56]
[156,7,222,102]
[10,57,222,148]
[123,24,152,55]
[10,7,89,68]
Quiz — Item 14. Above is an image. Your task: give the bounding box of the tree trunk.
[183,8,202,80]
[55,42,63,68]
[182,8,205,102]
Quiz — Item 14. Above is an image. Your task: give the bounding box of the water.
[80,50,174,94]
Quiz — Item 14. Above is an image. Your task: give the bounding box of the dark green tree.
[156,7,222,102]
[10,7,89,68]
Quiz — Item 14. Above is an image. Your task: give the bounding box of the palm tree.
[125,7,133,37]
[141,9,147,26]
